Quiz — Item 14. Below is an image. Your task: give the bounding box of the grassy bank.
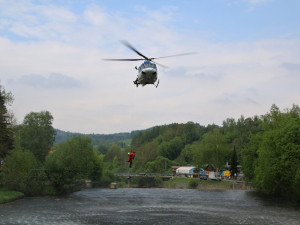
[166,177,232,186]
[163,177,249,190]
[113,177,252,190]
[0,189,24,204]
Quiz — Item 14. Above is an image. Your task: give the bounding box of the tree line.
[105,105,300,201]
[0,85,103,195]
[54,129,139,147]
[1,83,299,200]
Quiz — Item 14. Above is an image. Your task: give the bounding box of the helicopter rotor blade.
[151,52,198,60]
[102,58,144,61]
[120,40,150,60]
[152,60,169,69]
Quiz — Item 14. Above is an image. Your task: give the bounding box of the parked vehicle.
[199,175,208,180]
[208,172,221,181]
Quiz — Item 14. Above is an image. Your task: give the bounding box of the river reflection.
[0,188,299,225]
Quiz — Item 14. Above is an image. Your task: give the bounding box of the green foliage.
[145,156,172,173]
[134,142,158,169]
[158,137,184,160]
[177,144,193,165]
[97,144,109,155]
[55,129,133,146]
[192,128,231,169]
[105,145,124,162]
[238,104,300,201]
[254,116,300,199]
[169,177,190,183]
[0,87,14,160]
[45,136,103,194]
[0,189,24,204]
[188,179,200,189]
[241,133,261,180]
[131,177,158,187]
[19,111,56,162]
[1,148,47,195]
[112,156,120,169]
[154,174,163,186]
[230,147,238,177]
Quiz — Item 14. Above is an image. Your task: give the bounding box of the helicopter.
[103,40,196,88]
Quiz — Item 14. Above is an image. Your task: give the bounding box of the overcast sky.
[1,0,300,134]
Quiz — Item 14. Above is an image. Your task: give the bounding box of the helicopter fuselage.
[134,60,158,87]
[103,40,195,88]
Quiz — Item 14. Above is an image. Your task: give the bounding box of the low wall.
[163,182,253,190]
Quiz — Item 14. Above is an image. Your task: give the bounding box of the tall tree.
[45,136,103,194]
[192,128,231,170]
[230,146,238,178]
[19,111,56,162]
[0,86,14,160]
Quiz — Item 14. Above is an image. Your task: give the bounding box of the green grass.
[200,180,233,186]
[167,177,233,186]
[168,177,190,183]
[0,189,24,204]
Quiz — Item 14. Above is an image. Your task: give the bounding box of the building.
[176,166,195,177]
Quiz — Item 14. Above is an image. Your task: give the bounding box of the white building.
[176,166,195,176]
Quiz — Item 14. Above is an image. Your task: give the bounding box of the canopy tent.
[176,166,195,175]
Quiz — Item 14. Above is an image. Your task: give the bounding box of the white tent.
[176,166,195,175]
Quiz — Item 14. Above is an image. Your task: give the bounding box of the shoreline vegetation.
[0,179,251,204]
[111,177,253,190]
[0,189,24,204]
[1,98,299,202]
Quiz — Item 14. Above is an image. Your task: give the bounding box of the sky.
[1,0,300,134]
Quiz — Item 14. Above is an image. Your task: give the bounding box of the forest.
[1,83,300,201]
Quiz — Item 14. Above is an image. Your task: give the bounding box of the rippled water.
[0,188,299,225]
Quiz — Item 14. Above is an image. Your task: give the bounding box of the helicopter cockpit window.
[138,61,156,72]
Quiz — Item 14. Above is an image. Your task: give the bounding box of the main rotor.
[103,40,197,68]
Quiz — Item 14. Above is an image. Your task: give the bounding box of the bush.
[45,136,103,195]
[188,178,200,189]
[154,174,163,187]
[1,148,47,195]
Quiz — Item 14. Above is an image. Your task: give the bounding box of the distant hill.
[54,129,142,147]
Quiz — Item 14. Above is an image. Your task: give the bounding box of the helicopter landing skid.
[133,79,139,87]
[154,79,160,88]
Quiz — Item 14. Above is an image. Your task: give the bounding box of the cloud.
[8,73,82,89]
[281,62,300,72]
[0,1,299,133]
[247,0,272,4]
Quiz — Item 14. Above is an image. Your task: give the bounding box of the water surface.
[0,188,299,225]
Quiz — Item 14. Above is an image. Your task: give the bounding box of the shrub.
[188,178,200,189]
[1,148,47,195]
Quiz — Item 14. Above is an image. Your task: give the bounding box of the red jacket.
[128,152,135,160]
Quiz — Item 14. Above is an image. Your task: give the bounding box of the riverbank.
[163,178,253,190]
[2,188,298,225]
[112,177,253,190]
[0,189,24,204]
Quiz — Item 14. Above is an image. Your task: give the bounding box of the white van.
[208,172,221,181]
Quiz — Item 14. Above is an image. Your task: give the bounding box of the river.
[0,188,299,225]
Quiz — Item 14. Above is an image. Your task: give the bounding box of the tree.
[0,87,14,160]
[241,133,261,180]
[245,105,300,201]
[19,111,56,162]
[1,148,47,195]
[104,144,126,163]
[192,128,231,170]
[182,122,199,144]
[158,137,184,160]
[230,147,238,178]
[145,156,172,173]
[134,142,157,170]
[45,136,103,194]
